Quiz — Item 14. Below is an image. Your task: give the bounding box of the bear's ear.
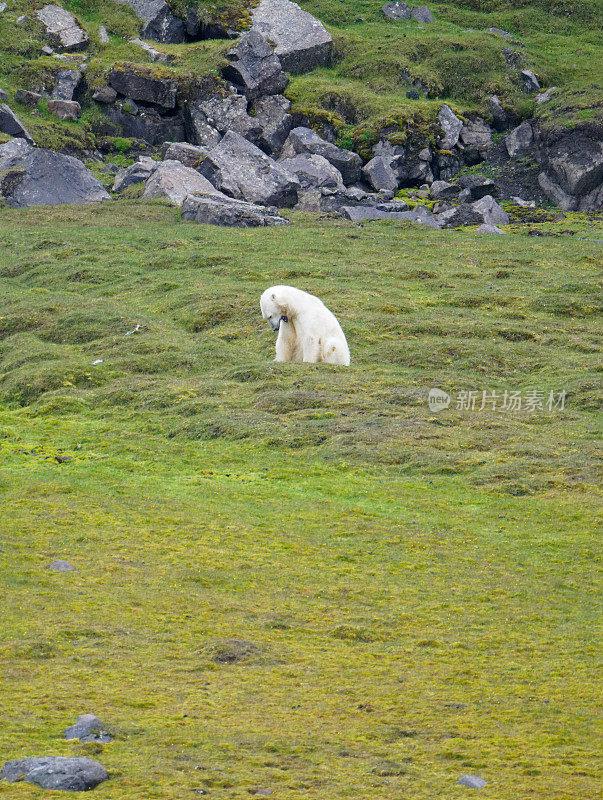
[271,293,275,300]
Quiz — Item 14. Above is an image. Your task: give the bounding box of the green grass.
[0,201,601,799]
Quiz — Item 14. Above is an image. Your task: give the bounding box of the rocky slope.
[0,0,601,223]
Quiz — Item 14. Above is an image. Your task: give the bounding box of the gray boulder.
[15,90,41,108]
[186,95,261,144]
[108,67,177,109]
[546,133,603,197]
[252,0,332,74]
[48,559,76,571]
[223,31,289,99]
[36,5,89,51]
[280,127,362,185]
[182,194,289,227]
[430,180,460,200]
[411,6,434,23]
[0,138,31,165]
[113,0,185,43]
[457,775,488,789]
[93,86,117,104]
[103,105,185,145]
[538,171,577,211]
[340,205,439,227]
[505,122,533,157]
[52,69,81,101]
[1,757,108,791]
[436,204,484,227]
[184,103,222,149]
[578,183,603,212]
[161,141,208,169]
[362,156,398,192]
[382,2,411,20]
[143,159,225,206]
[459,118,492,162]
[48,99,81,120]
[373,139,407,179]
[279,153,344,189]
[0,148,109,207]
[438,104,463,150]
[521,69,540,92]
[252,94,294,155]
[477,223,506,234]
[488,94,513,131]
[458,174,497,199]
[63,714,112,744]
[471,195,509,225]
[0,104,34,142]
[113,157,158,192]
[199,130,299,207]
[436,151,460,182]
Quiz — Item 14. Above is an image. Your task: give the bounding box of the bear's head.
[260,286,290,332]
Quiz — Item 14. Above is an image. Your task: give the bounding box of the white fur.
[260,285,350,365]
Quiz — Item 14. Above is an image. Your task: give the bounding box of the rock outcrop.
[143,159,225,206]
[280,127,362,185]
[223,31,289,99]
[113,0,185,43]
[182,194,290,227]
[36,5,89,51]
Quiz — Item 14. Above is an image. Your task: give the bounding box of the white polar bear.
[260,285,350,365]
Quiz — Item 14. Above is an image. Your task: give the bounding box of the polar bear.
[260,285,350,365]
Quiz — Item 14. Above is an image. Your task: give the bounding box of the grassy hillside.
[0,201,601,798]
[0,0,601,156]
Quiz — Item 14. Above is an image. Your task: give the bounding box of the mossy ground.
[0,201,601,798]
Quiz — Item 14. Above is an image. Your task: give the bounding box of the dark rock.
[0,148,109,207]
[488,94,513,131]
[438,104,463,150]
[537,171,577,211]
[93,86,117,104]
[108,67,177,109]
[279,153,344,190]
[382,2,411,20]
[63,714,112,743]
[186,95,261,144]
[436,203,484,227]
[578,183,603,212]
[114,0,185,43]
[182,194,289,227]
[457,775,488,789]
[505,121,534,157]
[430,180,460,200]
[362,156,398,192]
[161,141,208,168]
[0,104,34,142]
[103,105,185,145]
[521,69,540,92]
[15,90,41,108]
[53,70,81,101]
[406,90,420,99]
[113,157,158,192]
[252,0,333,74]
[280,127,362,185]
[36,5,89,51]
[436,151,460,182]
[143,159,225,206]
[0,138,31,164]
[48,99,81,120]
[48,560,77,571]
[546,133,603,197]
[223,31,289,99]
[477,223,506,234]
[199,131,299,207]
[1,757,108,791]
[459,118,493,163]
[457,174,497,199]
[252,94,294,155]
[373,139,407,179]
[471,194,509,225]
[184,103,222,149]
[411,6,434,23]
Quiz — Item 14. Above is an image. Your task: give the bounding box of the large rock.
[113,157,158,192]
[199,130,299,207]
[373,139,407,179]
[537,171,577,211]
[0,148,109,207]
[279,153,344,190]
[52,69,81,101]
[36,5,89,51]
[382,2,411,20]
[429,180,460,200]
[488,94,514,131]
[438,104,463,150]
[477,223,506,234]
[113,0,185,43]
[63,714,112,744]
[458,118,493,163]
[362,156,398,192]
[436,204,484,228]
[457,174,498,200]
[521,69,540,92]
[411,6,434,23]
[471,194,509,225]
[186,95,261,145]
[0,138,31,165]
[280,127,362,185]
[546,133,603,197]
[143,159,225,206]
[252,0,332,74]
[251,95,294,155]
[182,194,290,227]
[108,67,177,108]
[223,31,289,99]
[161,141,208,169]
[340,205,440,227]
[505,122,533,157]
[0,105,34,142]
[1,757,108,791]
[48,99,81,120]
[103,105,185,145]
